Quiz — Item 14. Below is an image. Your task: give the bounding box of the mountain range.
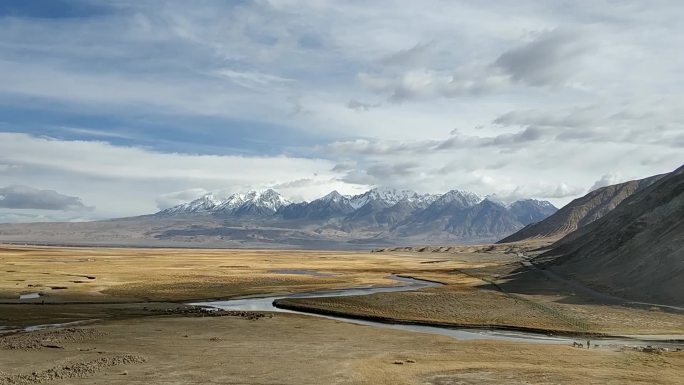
[156,188,557,243]
[0,187,557,248]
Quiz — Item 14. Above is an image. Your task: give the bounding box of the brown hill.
[534,165,684,306]
[497,174,664,243]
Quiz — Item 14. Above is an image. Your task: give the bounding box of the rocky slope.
[534,165,684,306]
[497,174,664,243]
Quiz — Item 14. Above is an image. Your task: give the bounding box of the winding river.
[190,274,675,345]
[4,274,681,347]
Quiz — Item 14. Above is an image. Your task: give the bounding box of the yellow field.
[1,244,683,385]
[2,244,682,335]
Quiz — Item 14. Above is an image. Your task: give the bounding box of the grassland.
[1,244,682,334]
[1,244,683,384]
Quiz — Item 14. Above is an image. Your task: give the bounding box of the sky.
[0,0,682,222]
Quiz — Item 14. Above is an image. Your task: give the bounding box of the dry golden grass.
[1,244,683,384]
[0,245,444,302]
[1,244,682,336]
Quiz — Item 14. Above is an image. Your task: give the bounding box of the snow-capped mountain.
[155,187,557,244]
[232,189,291,216]
[435,190,482,207]
[214,193,247,213]
[409,190,482,224]
[347,188,438,209]
[159,193,222,215]
[159,189,290,217]
[278,191,355,220]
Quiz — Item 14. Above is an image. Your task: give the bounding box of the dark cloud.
[0,185,91,210]
[494,28,592,86]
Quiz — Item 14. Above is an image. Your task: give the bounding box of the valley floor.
[1,244,682,384]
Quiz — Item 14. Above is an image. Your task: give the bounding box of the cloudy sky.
[1,0,682,222]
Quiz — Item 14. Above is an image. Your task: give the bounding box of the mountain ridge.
[533,165,684,306]
[497,174,665,244]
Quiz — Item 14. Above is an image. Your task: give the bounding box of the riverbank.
[279,264,684,336]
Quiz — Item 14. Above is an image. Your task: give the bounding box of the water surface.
[191,275,572,343]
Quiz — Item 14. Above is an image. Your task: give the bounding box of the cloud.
[380,42,435,68]
[330,158,424,188]
[492,100,684,146]
[0,185,91,210]
[589,173,623,191]
[494,28,593,86]
[331,160,356,172]
[324,127,547,156]
[484,181,586,204]
[0,132,354,218]
[357,69,508,103]
[347,99,381,111]
[156,188,209,210]
[59,126,137,140]
[353,28,593,103]
[0,132,338,182]
[1,0,683,218]
[436,126,545,149]
[493,105,602,128]
[210,68,294,91]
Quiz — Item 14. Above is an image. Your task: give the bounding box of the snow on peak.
[348,188,435,208]
[160,189,291,215]
[215,193,246,211]
[161,193,221,214]
[319,190,345,203]
[435,190,482,206]
[160,187,487,216]
[242,189,291,211]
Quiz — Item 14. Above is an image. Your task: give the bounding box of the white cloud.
[155,188,210,210]
[0,133,358,218]
[589,173,624,192]
[1,1,683,220]
[0,185,92,210]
